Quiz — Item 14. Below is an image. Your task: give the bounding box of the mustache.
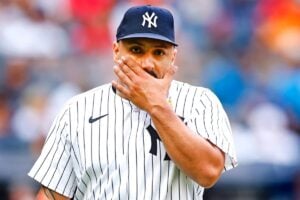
[146,70,158,78]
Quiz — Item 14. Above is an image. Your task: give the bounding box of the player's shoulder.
[171,80,213,95]
[171,80,223,107]
[63,83,112,107]
[171,80,221,103]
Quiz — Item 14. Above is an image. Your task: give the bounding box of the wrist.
[148,98,173,116]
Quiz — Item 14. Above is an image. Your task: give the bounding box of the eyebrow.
[153,43,170,48]
[122,39,173,49]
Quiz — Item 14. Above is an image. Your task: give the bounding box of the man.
[29,5,237,200]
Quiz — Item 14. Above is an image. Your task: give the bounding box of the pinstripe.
[119,96,125,200]
[98,90,103,174]
[128,102,133,200]
[189,85,198,188]
[204,92,218,143]
[75,101,83,172]
[83,97,87,170]
[42,123,66,183]
[78,173,88,194]
[142,114,148,200]
[158,130,162,200]
[54,156,71,190]
[109,88,115,196]
[106,88,110,186]
[206,90,234,166]
[94,90,103,198]
[83,97,92,189]
[114,90,117,170]
[200,100,210,139]
[104,88,111,200]
[28,81,237,199]
[174,83,183,111]
[151,150,153,200]
[62,168,74,194]
[170,82,182,200]
[182,87,190,117]
[90,93,97,198]
[135,110,140,200]
[69,105,81,173]
[47,127,68,186]
[82,177,88,187]
[137,110,147,199]
[174,84,184,200]
[223,116,232,143]
[32,109,68,179]
[44,109,68,144]
[118,167,121,200]
[70,175,78,196]
[216,103,221,145]
[121,99,125,154]
[77,186,84,197]
[83,96,94,198]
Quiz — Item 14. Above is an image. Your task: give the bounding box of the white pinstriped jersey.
[28,80,237,200]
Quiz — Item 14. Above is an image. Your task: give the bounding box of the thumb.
[163,65,178,83]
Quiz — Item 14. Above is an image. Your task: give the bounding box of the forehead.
[120,38,175,48]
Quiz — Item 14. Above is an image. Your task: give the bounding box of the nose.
[140,56,155,72]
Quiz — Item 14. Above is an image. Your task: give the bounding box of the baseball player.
[29,5,237,200]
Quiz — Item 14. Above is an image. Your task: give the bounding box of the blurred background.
[0,0,300,199]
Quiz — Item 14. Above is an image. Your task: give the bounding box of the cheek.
[119,50,138,62]
[155,60,172,78]
[115,47,129,61]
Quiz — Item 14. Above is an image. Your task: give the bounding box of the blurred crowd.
[0,0,300,199]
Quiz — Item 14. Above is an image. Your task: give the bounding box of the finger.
[117,60,137,80]
[113,65,132,86]
[112,80,130,98]
[121,56,144,76]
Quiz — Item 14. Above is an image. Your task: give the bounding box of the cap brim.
[118,33,178,46]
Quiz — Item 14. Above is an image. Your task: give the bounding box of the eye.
[129,46,143,54]
[154,49,165,56]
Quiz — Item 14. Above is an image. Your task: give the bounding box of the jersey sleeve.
[28,103,77,198]
[187,88,238,171]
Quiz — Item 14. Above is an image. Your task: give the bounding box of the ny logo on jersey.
[147,116,187,161]
[147,125,170,160]
[142,12,158,28]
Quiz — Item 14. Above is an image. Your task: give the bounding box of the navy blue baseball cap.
[116,5,177,46]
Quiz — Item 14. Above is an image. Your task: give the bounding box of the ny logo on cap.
[142,12,158,28]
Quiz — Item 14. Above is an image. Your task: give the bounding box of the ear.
[113,41,120,63]
[171,48,177,65]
